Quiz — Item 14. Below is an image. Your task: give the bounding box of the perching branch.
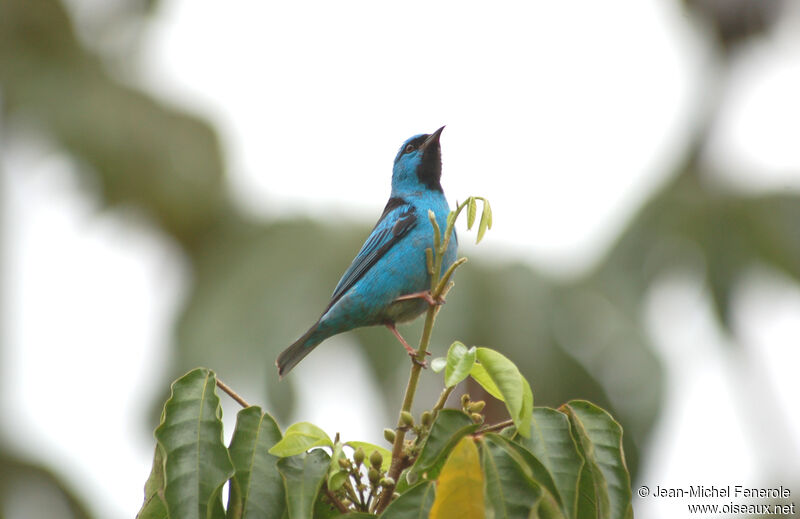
[215,378,250,408]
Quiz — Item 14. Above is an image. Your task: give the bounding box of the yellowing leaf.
[430,436,484,519]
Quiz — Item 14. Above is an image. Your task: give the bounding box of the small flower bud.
[467,400,486,413]
[461,394,471,407]
[379,477,396,487]
[338,458,349,469]
[383,428,396,443]
[368,467,380,485]
[369,450,383,470]
[421,410,433,427]
[354,447,365,467]
[400,411,414,427]
[470,413,484,424]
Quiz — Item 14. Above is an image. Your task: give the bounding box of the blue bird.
[276,126,457,377]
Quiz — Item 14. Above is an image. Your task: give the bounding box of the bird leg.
[385,323,429,367]
[394,290,445,307]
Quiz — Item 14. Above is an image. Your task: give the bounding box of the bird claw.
[409,351,429,368]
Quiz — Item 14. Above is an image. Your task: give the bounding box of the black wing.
[326,197,417,310]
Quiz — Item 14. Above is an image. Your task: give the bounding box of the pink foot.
[394,291,445,306]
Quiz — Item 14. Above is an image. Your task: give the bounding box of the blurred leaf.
[475,348,533,437]
[154,368,234,519]
[269,422,333,457]
[379,481,435,519]
[0,451,95,519]
[411,409,479,480]
[444,341,476,388]
[430,357,446,373]
[517,408,584,519]
[0,0,227,245]
[277,450,330,519]
[227,406,285,519]
[562,401,632,519]
[430,437,483,519]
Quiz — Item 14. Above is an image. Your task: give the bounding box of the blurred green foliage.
[1,0,798,517]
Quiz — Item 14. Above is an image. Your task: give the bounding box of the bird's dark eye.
[404,144,415,153]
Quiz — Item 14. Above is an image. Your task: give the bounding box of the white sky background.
[2,1,800,518]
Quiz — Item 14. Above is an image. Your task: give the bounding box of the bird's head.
[391,126,445,195]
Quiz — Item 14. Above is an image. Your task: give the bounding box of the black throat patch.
[417,142,443,192]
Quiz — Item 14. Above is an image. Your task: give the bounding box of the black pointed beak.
[420,125,445,151]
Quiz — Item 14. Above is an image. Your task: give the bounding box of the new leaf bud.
[354,447,365,467]
[467,400,486,413]
[470,413,484,424]
[368,467,380,485]
[369,450,383,470]
[461,394,470,407]
[400,411,414,427]
[337,458,349,469]
[379,477,396,487]
[383,428,396,443]
[421,410,433,427]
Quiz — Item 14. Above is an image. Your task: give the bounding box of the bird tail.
[276,322,325,378]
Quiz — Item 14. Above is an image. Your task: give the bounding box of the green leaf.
[444,342,476,388]
[489,434,563,513]
[277,450,331,519]
[314,491,344,519]
[430,357,447,373]
[562,401,632,519]
[480,434,542,519]
[469,362,504,401]
[380,481,435,519]
[474,348,534,437]
[137,446,167,519]
[430,437,483,519]
[467,197,477,229]
[517,408,584,519]
[227,406,285,519]
[154,368,234,519]
[345,441,392,471]
[268,422,333,457]
[410,409,479,480]
[476,199,492,244]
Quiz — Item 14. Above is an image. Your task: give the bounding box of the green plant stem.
[433,386,455,413]
[376,304,438,513]
[477,418,515,434]
[324,487,349,514]
[375,201,470,514]
[352,478,366,510]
